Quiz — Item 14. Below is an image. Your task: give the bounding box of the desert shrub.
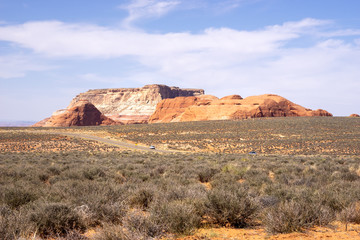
[88,200,127,226]
[83,167,106,180]
[48,166,62,175]
[29,202,85,237]
[198,167,219,183]
[129,187,155,209]
[221,164,247,177]
[164,184,189,201]
[340,171,359,182]
[38,173,50,182]
[0,205,33,240]
[264,199,333,234]
[57,231,90,240]
[262,183,296,201]
[3,187,37,209]
[211,172,241,189]
[151,200,201,235]
[339,202,360,224]
[204,185,257,227]
[244,169,272,188]
[93,224,131,240]
[319,181,360,212]
[258,195,279,208]
[124,209,164,238]
[48,180,129,226]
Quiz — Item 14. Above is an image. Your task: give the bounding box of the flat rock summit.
[35,84,332,127]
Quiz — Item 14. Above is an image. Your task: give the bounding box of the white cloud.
[214,0,259,12]
[119,0,181,28]
[0,18,322,58]
[0,18,359,115]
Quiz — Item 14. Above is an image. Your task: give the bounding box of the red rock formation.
[32,118,50,127]
[69,84,204,124]
[35,84,204,126]
[350,114,360,117]
[148,95,218,122]
[149,94,332,123]
[34,101,120,127]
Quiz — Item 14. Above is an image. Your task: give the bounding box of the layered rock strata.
[68,84,204,123]
[149,94,332,123]
[34,84,204,126]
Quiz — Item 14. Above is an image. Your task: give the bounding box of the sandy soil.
[178,222,360,240]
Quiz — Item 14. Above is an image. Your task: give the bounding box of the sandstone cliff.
[33,101,119,127]
[149,94,332,123]
[350,114,360,117]
[68,84,204,124]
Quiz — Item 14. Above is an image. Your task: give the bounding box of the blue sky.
[1,0,360,121]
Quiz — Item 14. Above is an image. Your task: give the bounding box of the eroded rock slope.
[149,94,332,123]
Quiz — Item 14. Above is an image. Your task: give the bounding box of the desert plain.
[1,117,360,239]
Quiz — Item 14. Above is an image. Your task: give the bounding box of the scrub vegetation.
[62,117,359,155]
[0,117,359,239]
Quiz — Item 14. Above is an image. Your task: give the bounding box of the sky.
[0,0,360,121]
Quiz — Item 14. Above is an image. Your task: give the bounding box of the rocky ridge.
[148,94,332,123]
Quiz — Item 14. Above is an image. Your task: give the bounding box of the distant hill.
[0,121,37,127]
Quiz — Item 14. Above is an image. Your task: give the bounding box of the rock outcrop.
[149,94,332,123]
[33,101,119,127]
[350,114,360,117]
[68,84,204,124]
[148,95,218,123]
[34,84,204,126]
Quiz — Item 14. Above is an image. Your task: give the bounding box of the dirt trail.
[28,130,175,153]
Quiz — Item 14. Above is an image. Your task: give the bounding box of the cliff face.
[34,84,204,126]
[33,101,119,127]
[68,84,204,124]
[149,94,333,123]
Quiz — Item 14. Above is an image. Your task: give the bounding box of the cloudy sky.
[1,0,359,121]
